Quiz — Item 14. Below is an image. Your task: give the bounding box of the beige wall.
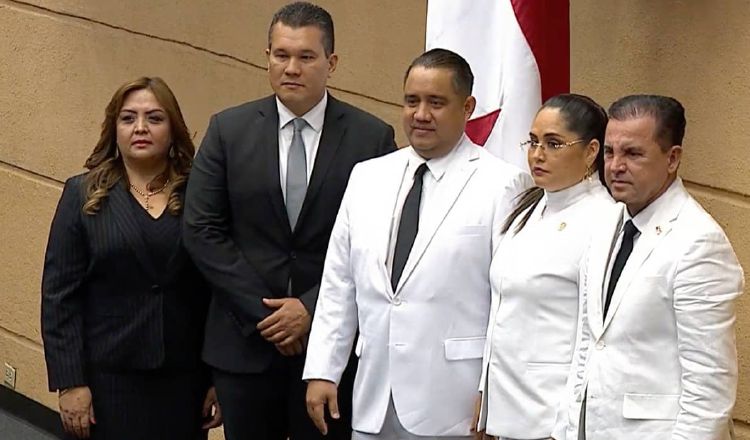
[1,0,749,438]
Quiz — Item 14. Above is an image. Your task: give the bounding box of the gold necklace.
[130,180,170,210]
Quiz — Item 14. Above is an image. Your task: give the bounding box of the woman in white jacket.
[474,94,614,440]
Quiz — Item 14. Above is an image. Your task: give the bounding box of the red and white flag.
[426,0,570,170]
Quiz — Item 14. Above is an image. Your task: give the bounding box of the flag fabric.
[426,0,570,170]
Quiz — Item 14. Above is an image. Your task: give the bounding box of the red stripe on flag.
[510,0,570,101]
[466,109,501,146]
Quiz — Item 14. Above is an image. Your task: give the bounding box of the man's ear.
[328,54,339,76]
[667,145,682,173]
[464,95,476,121]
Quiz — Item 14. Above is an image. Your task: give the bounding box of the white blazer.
[553,178,743,440]
[303,137,531,436]
[478,178,613,438]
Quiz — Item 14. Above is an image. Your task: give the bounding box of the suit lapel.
[586,204,624,339]
[256,98,291,235]
[602,182,689,332]
[159,192,187,285]
[395,143,478,294]
[107,182,159,282]
[161,238,186,285]
[296,96,347,229]
[379,154,410,296]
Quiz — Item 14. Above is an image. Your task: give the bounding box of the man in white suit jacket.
[303,49,530,439]
[553,95,744,440]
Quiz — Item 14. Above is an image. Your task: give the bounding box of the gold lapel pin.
[655,225,662,235]
[558,222,567,231]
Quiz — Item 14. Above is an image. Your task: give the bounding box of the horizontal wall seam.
[0,326,43,353]
[4,0,401,109]
[0,161,64,187]
[684,179,750,207]
[2,160,749,204]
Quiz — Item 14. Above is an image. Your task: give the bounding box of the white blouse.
[479,177,613,438]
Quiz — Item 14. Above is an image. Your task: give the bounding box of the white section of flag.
[426,0,542,171]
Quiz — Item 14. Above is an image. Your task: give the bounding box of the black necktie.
[603,220,639,320]
[391,163,429,291]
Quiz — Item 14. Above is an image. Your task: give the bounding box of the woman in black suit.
[41,76,221,439]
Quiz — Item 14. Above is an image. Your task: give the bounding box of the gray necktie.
[286,118,308,229]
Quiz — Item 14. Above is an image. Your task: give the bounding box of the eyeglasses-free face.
[524,107,598,192]
[603,116,681,216]
[266,23,338,117]
[402,66,476,159]
[116,88,172,166]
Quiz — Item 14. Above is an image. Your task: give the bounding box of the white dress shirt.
[277,91,328,201]
[480,177,613,438]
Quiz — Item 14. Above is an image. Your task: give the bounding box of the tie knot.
[623,219,639,238]
[292,118,307,132]
[414,162,429,178]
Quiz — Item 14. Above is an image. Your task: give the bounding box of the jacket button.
[392,297,402,306]
[290,252,297,260]
[595,341,605,350]
[151,284,162,294]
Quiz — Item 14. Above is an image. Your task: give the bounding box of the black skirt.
[71,369,208,440]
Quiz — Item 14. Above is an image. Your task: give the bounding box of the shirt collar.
[543,174,602,215]
[623,177,681,233]
[407,134,466,181]
[276,91,328,133]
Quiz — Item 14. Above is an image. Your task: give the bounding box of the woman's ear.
[586,139,600,168]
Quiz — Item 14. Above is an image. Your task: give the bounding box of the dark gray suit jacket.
[183,94,395,373]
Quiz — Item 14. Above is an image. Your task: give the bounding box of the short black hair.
[268,2,335,56]
[543,93,608,175]
[404,48,474,97]
[608,95,686,150]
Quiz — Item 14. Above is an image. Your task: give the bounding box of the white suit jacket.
[479,178,613,438]
[303,137,531,436]
[553,178,743,440]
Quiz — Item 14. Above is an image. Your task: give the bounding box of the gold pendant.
[558,222,567,231]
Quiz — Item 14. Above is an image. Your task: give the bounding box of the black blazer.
[183,94,395,373]
[41,175,209,391]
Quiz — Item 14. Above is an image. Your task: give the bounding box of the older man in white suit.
[302,49,531,439]
[553,95,744,440]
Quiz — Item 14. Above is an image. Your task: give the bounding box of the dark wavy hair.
[82,77,194,215]
[502,93,608,234]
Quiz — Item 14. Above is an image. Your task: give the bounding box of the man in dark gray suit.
[183,2,395,439]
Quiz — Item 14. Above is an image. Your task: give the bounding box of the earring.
[583,164,593,182]
[169,144,176,159]
[114,145,120,159]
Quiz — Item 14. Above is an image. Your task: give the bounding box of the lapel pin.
[655,225,662,235]
[558,222,567,231]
